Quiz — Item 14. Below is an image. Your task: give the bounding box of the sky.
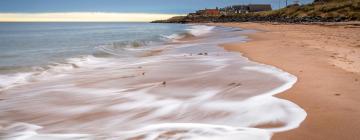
[0,0,314,22]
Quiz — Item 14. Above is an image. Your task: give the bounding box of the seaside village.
[188,4,273,17]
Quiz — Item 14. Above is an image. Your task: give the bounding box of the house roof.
[232,5,249,10]
[248,4,272,12]
[228,4,272,12]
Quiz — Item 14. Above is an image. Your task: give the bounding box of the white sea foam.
[0,55,115,91]
[186,25,215,36]
[0,73,33,90]
[161,33,185,41]
[160,25,213,41]
[0,25,306,140]
[242,65,297,97]
[120,123,272,140]
[0,122,91,140]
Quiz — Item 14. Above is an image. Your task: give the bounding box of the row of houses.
[188,4,272,17]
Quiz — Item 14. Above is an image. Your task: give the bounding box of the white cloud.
[0,12,183,22]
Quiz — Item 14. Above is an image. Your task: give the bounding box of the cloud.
[0,12,182,22]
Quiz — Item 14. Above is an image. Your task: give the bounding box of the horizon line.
[0,12,183,22]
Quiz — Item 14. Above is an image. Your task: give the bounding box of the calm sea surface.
[0,22,187,73]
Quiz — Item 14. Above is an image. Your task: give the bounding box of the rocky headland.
[152,0,360,23]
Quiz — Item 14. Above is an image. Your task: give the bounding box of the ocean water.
[0,22,187,88]
[0,23,187,72]
[0,23,306,140]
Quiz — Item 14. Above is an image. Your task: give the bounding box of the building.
[220,6,235,15]
[248,4,272,12]
[195,8,221,16]
[189,4,272,17]
[232,5,250,13]
[221,4,272,14]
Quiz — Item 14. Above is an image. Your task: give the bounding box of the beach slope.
[214,22,360,140]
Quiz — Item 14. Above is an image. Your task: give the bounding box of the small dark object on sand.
[121,75,136,78]
[355,78,359,82]
[198,53,203,55]
[204,53,208,55]
[228,83,236,86]
[162,81,166,86]
[228,82,242,87]
[335,93,341,96]
[142,72,145,75]
[72,64,79,68]
[138,66,142,69]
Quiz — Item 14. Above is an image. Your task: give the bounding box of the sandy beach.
[212,22,360,140]
[1,22,359,140]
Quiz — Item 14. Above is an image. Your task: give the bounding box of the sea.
[0,22,306,140]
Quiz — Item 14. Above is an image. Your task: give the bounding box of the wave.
[0,25,306,140]
[0,38,166,91]
[160,25,215,42]
[0,55,113,91]
[0,73,33,90]
[93,26,216,57]
[161,32,195,41]
[0,62,306,140]
[186,25,215,36]
[0,61,306,139]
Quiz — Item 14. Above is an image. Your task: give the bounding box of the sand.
[211,22,360,140]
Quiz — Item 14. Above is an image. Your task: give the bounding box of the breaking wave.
[161,25,214,42]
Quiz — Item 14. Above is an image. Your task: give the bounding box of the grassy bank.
[259,0,360,20]
[152,0,360,23]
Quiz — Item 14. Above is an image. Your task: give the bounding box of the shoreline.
[211,22,360,140]
[0,24,308,139]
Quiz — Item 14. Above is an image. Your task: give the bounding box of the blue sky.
[0,0,314,14]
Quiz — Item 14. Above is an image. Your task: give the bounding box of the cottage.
[190,4,272,17]
[222,4,272,14]
[232,5,249,13]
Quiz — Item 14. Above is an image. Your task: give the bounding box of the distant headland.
[152,0,360,23]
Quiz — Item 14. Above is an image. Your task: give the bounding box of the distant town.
[188,4,272,17]
[153,0,360,23]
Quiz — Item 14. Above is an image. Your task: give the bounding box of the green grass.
[155,0,360,23]
[256,0,360,20]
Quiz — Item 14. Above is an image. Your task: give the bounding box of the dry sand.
[211,22,360,140]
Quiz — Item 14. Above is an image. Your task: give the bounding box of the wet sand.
[213,22,360,140]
